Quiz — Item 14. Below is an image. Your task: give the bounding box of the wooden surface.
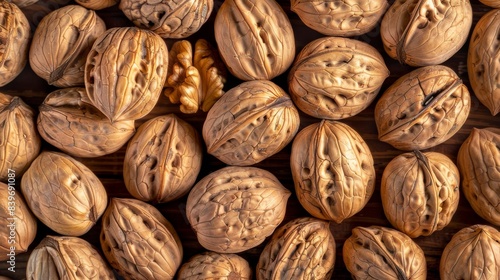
[0,0,498,279]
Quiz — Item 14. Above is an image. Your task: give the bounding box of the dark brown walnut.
[85,27,168,122]
[440,224,500,280]
[100,198,183,280]
[288,36,389,120]
[123,114,202,203]
[29,5,106,87]
[177,251,252,280]
[37,88,135,158]
[214,0,295,81]
[291,0,389,37]
[375,65,471,151]
[380,0,472,66]
[381,151,460,238]
[21,151,108,236]
[75,0,118,10]
[343,226,427,279]
[203,80,300,166]
[290,120,375,223]
[186,166,291,253]
[256,217,336,280]
[119,0,213,38]
[0,93,41,182]
[458,128,500,226]
[26,235,115,280]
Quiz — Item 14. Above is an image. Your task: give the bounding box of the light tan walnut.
[177,251,252,280]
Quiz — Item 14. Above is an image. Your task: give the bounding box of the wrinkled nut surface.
[85,27,168,122]
[381,151,460,238]
[203,80,300,166]
[375,65,471,151]
[291,0,389,37]
[21,151,108,236]
[381,0,472,66]
[75,0,118,10]
[343,226,427,279]
[100,198,183,280]
[29,5,106,87]
[163,39,226,114]
[124,114,202,203]
[9,0,38,7]
[440,224,500,280]
[291,120,375,223]
[256,217,336,280]
[38,87,135,158]
[186,166,291,253]
[26,235,115,280]
[214,0,295,81]
[119,0,213,38]
[288,36,389,120]
[479,0,500,8]
[177,251,252,280]
[0,93,41,181]
[458,127,500,226]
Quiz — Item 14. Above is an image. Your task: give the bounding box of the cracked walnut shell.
[177,251,252,280]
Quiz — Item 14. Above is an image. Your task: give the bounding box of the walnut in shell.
[177,251,252,280]
[375,65,471,151]
[479,0,500,8]
[186,166,291,253]
[8,0,38,7]
[290,120,375,223]
[381,151,460,238]
[75,0,118,10]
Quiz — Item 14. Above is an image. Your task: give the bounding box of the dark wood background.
[0,0,498,279]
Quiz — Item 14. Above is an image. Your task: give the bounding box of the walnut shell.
[8,0,38,8]
[123,114,202,203]
[256,217,335,280]
[479,0,500,8]
[381,151,460,238]
[203,80,300,166]
[26,235,115,280]
[214,0,295,81]
[186,166,291,253]
[343,226,427,279]
[375,65,471,151]
[100,198,183,280]
[20,151,108,236]
[37,87,135,158]
[288,36,389,120]
[290,120,375,223]
[177,251,252,280]
[29,5,106,87]
[75,0,118,10]
[457,127,500,226]
[380,0,472,66]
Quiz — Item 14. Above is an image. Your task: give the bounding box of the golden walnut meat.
[290,120,375,223]
[214,0,295,81]
[186,166,291,253]
[256,217,336,280]
[177,251,252,280]
[375,65,471,151]
[29,5,106,87]
[381,151,460,238]
[288,36,389,120]
[343,226,427,279]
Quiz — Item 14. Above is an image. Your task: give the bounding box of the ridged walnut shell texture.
[381,151,460,238]
[290,120,375,223]
[290,0,389,37]
[37,87,135,158]
[186,166,291,253]
[288,36,389,120]
[380,0,472,66]
[256,217,336,280]
[440,224,500,280]
[214,0,295,81]
[177,251,252,280]
[343,226,427,279]
[85,27,168,122]
[29,5,106,87]
[75,0,118,10]
[203,80,300,166]
[123,114,202,203]
[20,151,108,236]
[468,9,500,116]
[26,236,115,280]
[458,127,500,226]
[375,65,471,151]
[100,198,183,280]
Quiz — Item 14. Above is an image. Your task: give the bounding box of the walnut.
[479,0,500,8]
[177,251,252,280]
[75,0,118,10]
